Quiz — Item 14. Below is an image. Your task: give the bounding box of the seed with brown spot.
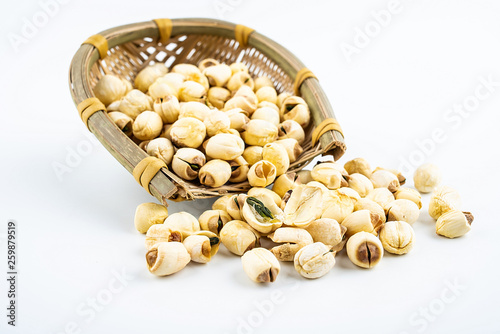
[341,210,383,238]
[198,159,232,188]
[183,232,220,263]
[371,170,400,193]
[347,232,384,269]
[436,210,473,238]
[198,210,232,235]
[247,160,277,187]
[145,224,184,250]
[241,248,280,283]
[146,242,191,276]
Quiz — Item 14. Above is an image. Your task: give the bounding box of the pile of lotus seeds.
[95,59,308,188]
[135,160,473,282]
[102,58,473,281]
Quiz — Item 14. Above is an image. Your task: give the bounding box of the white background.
[1,0,500,333]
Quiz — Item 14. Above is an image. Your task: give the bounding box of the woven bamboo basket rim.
[69,18,346,205]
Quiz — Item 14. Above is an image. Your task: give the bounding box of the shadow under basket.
[69,18,346,205]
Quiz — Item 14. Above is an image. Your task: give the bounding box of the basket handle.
[294,69,346,160]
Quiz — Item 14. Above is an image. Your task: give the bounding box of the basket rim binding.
[69,18,346,205]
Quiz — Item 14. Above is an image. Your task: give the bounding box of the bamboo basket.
[69,18,346,205]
